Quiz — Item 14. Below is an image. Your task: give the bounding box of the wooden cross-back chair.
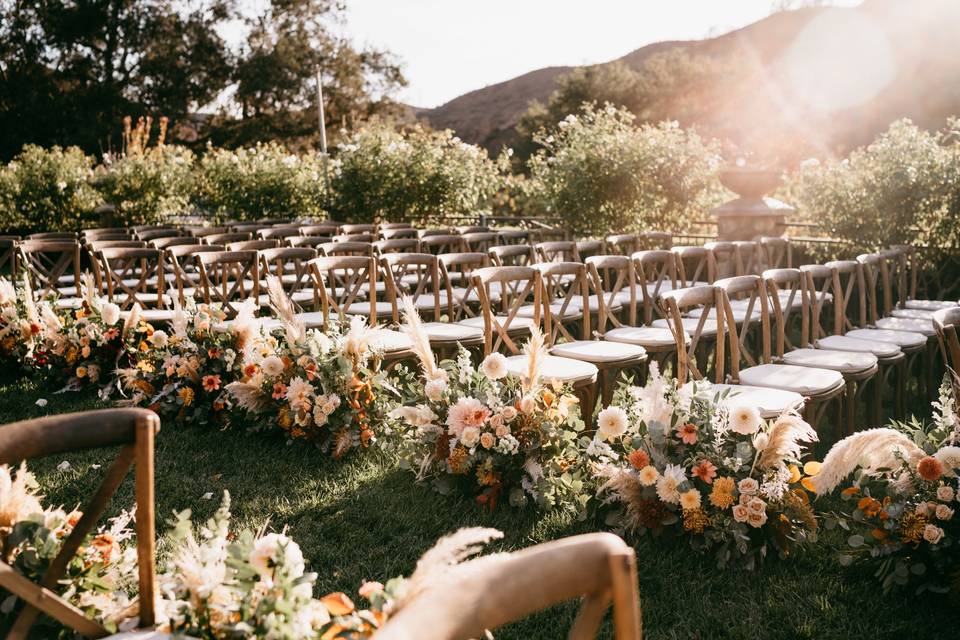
[375,532,641,640]
[671,246,710,287]
[333,233,375,244]
[417,227,456,239]
[489,244,535,267]
[27,232,77,240]
[309,255,378,324]
[226,223,270,235]
[226,239,279,252]
[471,265,541,356]
[717,276,846,428]
[759,236,791,270]
[339,223,377,235]
[0,238,18,278]
[439,252,489,323]
[203,232,251,246]
[195,250,260,317]
[859,253,936,339]
[421,234,466,255]
[257,227,301,241]
[134,228,179,242]
[287,235,334,249]
[576,240,606,262]
[17,240,81,304]
[95,247,169,313]
[734,241,761,276]
[373,239,421,255]
[300,223,339,237]
[638,231,672,251]
[539,261,647,405]
[380,252,443,323]
[495,229,530,246]
[530,227,569,243]
[535,241,579,264]
[704,241,737,282]
[165,244,224,304]
[87,240,145,253]
[258,247,318,308]
[188,226,229,239]
[605,234,638,256]
[318,241,374,257]
[380,228,419,240]
[0,408,159,639]
[462,232,500,254]
[934,307,960,411]
[633,250,678,326]
[149,236,199,250]
[889,244,959,311]
[82,228,131,241]
[762,268,809,357]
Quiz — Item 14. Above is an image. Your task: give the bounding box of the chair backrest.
[877,249,904,316]
[472,265,542,355]
[456,225,490,235]
[734,241,761,276]
[704,241,736,281]
[166,245,224,303]
[934,307,960,407]
[715,275,772,382]
[299,222,339,237]
[0,408,159,637]
[438,252,489,322]
[82,229,130,242]
[495,229,530,246]
[417,227,456,239]
[380,253,442,323]
[531,227,569,243]
[633,250,677,325]
[536,261,590,346]
[822,260,865,332]
[17,240,81,300]
[489,244,536,267]
[671,246,710,287]
[375,532,640,640]
[87,239,146,252]
[204,232,251,245]
[309,255,378,326]
[259,247,318,302]
[856,253,884,326]
[638,231,672,251]
[889,244,919,306]
[318,241,374,257]
[462,232,500,253]
[373,239,421,255]
[188,226,230,238]
[340,223,377,235]
[135,228,179,242]
[333,233,375,244]
[149,236,199,250]
[380,227,419,240]
[591,255,639,331]
[759,236,791,270]
[535,241,578,264]
[96,247,166,309]
[286,235,334,248]
[195,250,260,316]
[576,240,606,261]
[257,227,301,241]
[227,239,280,251]
[380,222,413,230]
[605,234,638,256]
[421,234,466,255]
[762,267,809,356]
[27,232,77,240]
[659,284,720,384]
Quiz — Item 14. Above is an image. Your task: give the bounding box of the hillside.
[415,0,960,161]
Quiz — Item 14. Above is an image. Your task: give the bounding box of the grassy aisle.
[1,378,957,639]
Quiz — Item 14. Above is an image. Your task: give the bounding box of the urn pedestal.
[711,168,794,241]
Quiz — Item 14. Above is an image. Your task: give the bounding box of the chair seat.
[874,316,935,337]
[815,335,902,358]
[845,328,928,348]
[370,328,413,353]
[604,325,687,348]
[293,311,326,329]
[567,294,623,313]
[685,306,761,323]
[905,299,958,311]
[651,317,717,336]
[712,383,805,419]
[550,340,646,364]
[517,302,582,320]
[457,316,536,331]
[504,354,598,384]
[126,308,176,323]
[56,286,79,297]
[738,363,844,397]
[411,292,450,310]
[345,301,394,317]
[256,290,315,306]
[419,321,484,343]
[54,296,84,309]
[890,308,937,320]
[781,348,877,375]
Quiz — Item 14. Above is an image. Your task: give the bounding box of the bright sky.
[340,0,863,108]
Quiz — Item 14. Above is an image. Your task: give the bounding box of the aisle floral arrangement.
[225,278,397,457]
[389,297,589,511]
[814,378,960,594]
[0,459,505,639]
[586,366,820,568]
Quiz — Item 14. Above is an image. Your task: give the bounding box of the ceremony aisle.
[3,377,957,640]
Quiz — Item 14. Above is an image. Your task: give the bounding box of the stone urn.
[711,167,794,241]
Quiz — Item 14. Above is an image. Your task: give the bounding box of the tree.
[0,0,234,160]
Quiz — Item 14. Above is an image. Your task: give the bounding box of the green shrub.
[328,121,504,224]
[0,145,102,232]
[94,145,195,226]
[527,105,723,238]
[192,142,327,221]
[789,118,960,250]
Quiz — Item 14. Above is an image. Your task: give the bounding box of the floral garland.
[389,298,589,511]
[815,377,960,594]
[585,365,821,569]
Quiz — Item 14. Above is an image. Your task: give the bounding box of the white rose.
[460,427,480,448]
[249,533,305,583]
[480,353,508,380]
[261,355,284,377]
[596,406,628,442]
[149,330,168,348]
[101,303,121,326]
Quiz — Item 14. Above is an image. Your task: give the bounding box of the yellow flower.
[136,360,155,373]
[679,488,702,510]
[709,476,736,509]
[683,508,710,534]
[787,464,801,484]
[75,366,87,379]
[803,461,822,476]
[177,387,194,407]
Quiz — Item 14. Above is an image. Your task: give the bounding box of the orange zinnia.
[202,374,221,392]
[917,456,943,482]
[629,449,650,470]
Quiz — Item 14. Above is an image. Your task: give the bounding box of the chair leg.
[844,380,857,437]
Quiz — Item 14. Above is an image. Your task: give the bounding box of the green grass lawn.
[2,377,958,640]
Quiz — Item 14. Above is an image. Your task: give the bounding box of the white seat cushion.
[651,317,718,336]
[505,354,598,384]
[890,308,937,320]
[516,302,582,320]
[54,296,83,309]
[567,294,622,313]
[605,326,687,348]
[550,340,646,364]
[815,335,901,358]
[419,321,483,342]
[845,328,928,348]
[293,311,326,329]
[370,328,412,353]
[874,316,935,337]
[905,299,957,311]
[780,348,877,374]
[457,316,536,331]
[713,383,805,418]
[56,286,79,297]
[344,301,394,317]
[738,363,844,396]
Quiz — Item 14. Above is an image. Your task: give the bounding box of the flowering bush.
[328,121,505,225]
[225,280,397,457]
[193,142,327,221]
[94,145,195,226]
[816,378,960,593]
[0,463,140,635]
[389,300,589,511]
[0,144,102,232]
[527,104,724,238]
[587,365,820,569]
